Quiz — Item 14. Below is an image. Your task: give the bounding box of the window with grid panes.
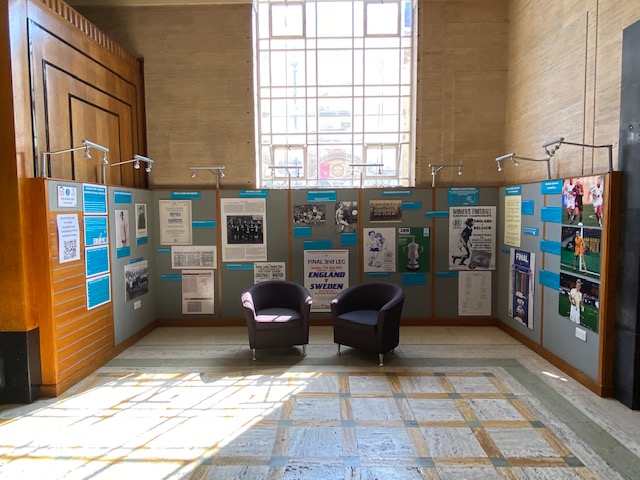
[254,0,417,188]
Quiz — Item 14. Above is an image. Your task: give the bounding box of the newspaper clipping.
[221,198,267,262]
[254,262,286,283]
[171,246,217,269]
[182,269,214,314]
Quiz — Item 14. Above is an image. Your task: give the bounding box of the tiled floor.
[1,326,639,479]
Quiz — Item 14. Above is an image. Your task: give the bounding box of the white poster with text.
[304,250,349,312]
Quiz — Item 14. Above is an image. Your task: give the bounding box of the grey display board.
[108,187,156,344]
[433,187,499,319]
[153,190,218,320]
[219,190,289,320]
[361,188,432,319]
[496,183,544,343]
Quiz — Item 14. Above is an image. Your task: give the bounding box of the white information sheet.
[56,214,80,263]
[220,198,267,262]
[504,195,522,247]
[254,262,286,283]
[159,200,192,245]
[57,185,77,208]
[363,227,396,273]
[304,250,349,312]
[171,246,217,269]
[458,271,492,316]
[182,269,214,314]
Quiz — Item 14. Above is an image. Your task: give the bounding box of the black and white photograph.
[115,209,130,249]
[335,201,358,233]
[293,203,326,225]
[135,203,147,239]
[220,198,267,262]
[449,206,496,271]
[226,215,264,244]
[124,260,149,302]
[369,199,403,222]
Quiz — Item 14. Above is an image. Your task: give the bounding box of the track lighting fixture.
[495,153,551,180]
[189,165,226,188]
[428,163,464,187]
[40,139,110,184]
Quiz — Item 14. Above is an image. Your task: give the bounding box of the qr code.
[187,302,202,313]
[62,239,77,261]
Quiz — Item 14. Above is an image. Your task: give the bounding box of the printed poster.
[364,227,396,273]
[509,249,535,329]
[396,227,430,273]
[504,195,521,247]
[159,200,193,245]
[304,250,349,312]
[56,214,80,263]
[458,271,492,316]
[254,262,286,283]
[182,270,214,314]
[220,198,267,262]
[449,206,496,271]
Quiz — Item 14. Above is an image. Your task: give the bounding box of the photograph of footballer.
[561,175,605,227]
[559,273,600,333]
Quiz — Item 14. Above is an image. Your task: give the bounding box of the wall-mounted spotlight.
[189,165,226,188]
[110,154,154,175]
[495,153,551,180]
[40,139,109,184]
[348,162,385,188]
[428,163,463,187]
[542,137,614,172]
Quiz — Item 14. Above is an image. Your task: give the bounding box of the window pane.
[365,49,400,85]
[317,50,353,85]
[317,2,353,37]
[366,1,399,36]
[271,3,304,37]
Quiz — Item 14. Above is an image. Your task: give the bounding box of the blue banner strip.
[367,272,391,277]
[448,187,479,206]
[113,190,132,204]
[341,232,358,246]
[521,200,535,215]
[523,227,539,236]
[307,190,336,202]
[137,236,149,245]
[501,248,511,254]
[539,269,560,289]
[192,220,216,229]
[304,240,333,250]
[540,239,561,255]
[239,190,269,198]
[542,180,563,195]
[171,191,201,199]
[226,264,254,271]
[129,257,144,264]
[402,272,426,285]
[161,274,182,281]
[505,186,521,196]
[382,190,412,197]
[157,248,171,253]
[541,206,563,223]
[293,226,312,238]
[116,246,131,259]
[425,211,449,218]
[435,271,459,278]
[401,201,422,210]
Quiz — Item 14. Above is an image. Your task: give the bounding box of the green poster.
[396,227,430,273]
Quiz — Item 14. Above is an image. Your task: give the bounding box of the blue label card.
[367,272,391,277]
[541,180,563,195]
[425,211,450,218]
[341,232,358,246]
[304,240,333,250]
[521,200,535,215]
[129,257,144,264]
[448,187,479,206]
[137,236,149,245]
[116,246,131,259]
[157,248,171,253]
[541,206,562,223]
[226,264,254,271]
[382,190,412,197]
[307,190,337,202]
[401,201,422,210]
[113,190,132,204]
[86,274,111,310]
[171,191,201,200]
[85,245,110,277]
[192,220,216,229]
[501,248,511,254]
[505,186,521,196]
[83,184,107,215]
[402,272,426,286]
[540,240,561,255]
[523,227,539,236]
[84,216,108,246]
[294,226,312,238]
[161,274,183,280]
[539,269,560,289]
[435,271,459,278]
[239,190,269,198]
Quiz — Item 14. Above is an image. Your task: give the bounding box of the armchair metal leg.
[252,348,256,361]
[302,344,307,357]
[379,353,384,367]
[337,344,341,355]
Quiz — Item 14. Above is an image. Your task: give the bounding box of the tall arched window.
[254,0,417,188]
